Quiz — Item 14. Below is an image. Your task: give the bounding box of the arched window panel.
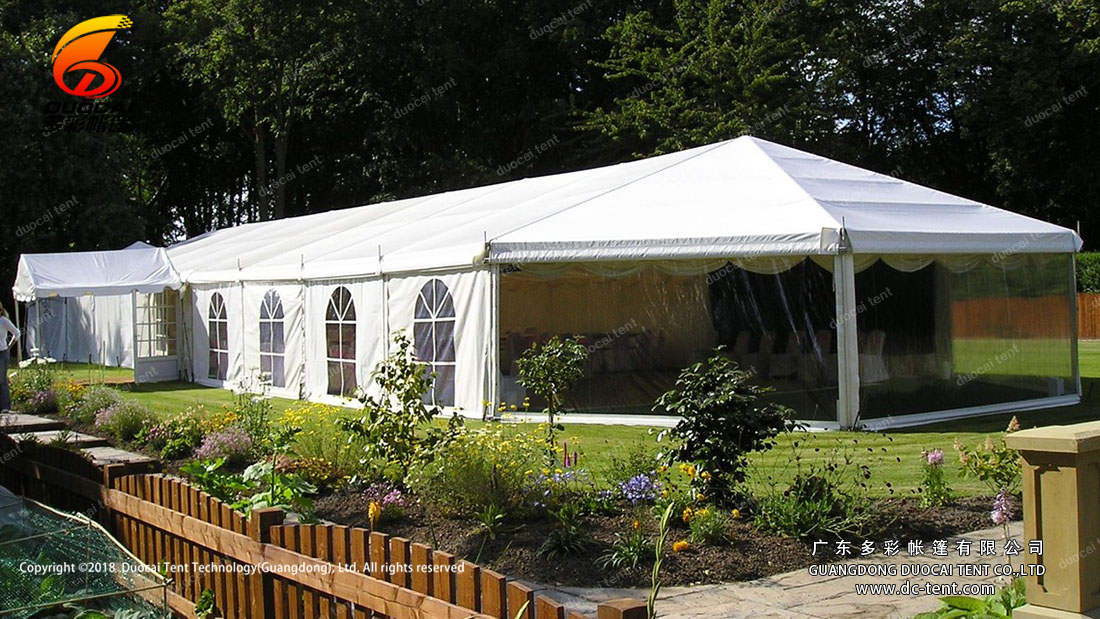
[260,289,286,388]
[208,292,229,381]
[413,279,456,407]
[326,286,357,396]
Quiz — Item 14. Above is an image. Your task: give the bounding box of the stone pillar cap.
[1004,421,1100,454]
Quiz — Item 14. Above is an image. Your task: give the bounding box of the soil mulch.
[316,491,1012,588]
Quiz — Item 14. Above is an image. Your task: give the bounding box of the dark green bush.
[1077,252,1100,293]
[655,348,791,504]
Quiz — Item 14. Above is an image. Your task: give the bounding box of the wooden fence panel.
[0,445,644,619]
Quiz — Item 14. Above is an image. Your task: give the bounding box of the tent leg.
[834,253,861,429]
[13,301,21,364]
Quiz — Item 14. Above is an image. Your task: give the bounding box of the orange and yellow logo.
[51,15,132,99]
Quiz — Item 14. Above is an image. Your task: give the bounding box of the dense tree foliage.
[1,0,1098,310]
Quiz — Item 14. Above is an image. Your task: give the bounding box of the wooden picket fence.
[0,436,646,619]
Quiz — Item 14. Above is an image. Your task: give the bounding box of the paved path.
[0,413,155,466]
[546,522,1024,618]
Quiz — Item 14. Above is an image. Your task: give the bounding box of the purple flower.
[363,481,409,509]
[991,490,1014,526]
[924,448,945,467]
[619,472,661,505]
[194,426,252,462]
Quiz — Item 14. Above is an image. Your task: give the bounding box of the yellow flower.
[700,471,711,480]
[632,519,641,531]
[660,490,669,499]
[731,509,742,520]
[368,501,382,530]
[657,465,667,473]
[682,507,693,523]
[672,540,691,553]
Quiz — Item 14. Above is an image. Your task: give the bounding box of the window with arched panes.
[326,286,356,396]
[208,292,229,381]
[413,279,456,407]
[260,290,286,388]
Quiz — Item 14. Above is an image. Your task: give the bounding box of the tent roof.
[165,136,1081,281]
[13,246,182,301]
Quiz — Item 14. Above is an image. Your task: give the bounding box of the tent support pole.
[1070,254,1081,398]
[13,300,22,364]
[488,264,501,422]
[834,252,861,429]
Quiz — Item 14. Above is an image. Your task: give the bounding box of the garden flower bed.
[6,341,1026,595]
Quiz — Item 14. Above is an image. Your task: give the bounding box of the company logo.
[51,15,132,98]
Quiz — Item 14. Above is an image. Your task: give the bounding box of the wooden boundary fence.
[0,436,645,619]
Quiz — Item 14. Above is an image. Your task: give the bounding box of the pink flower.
[925,448,944,467]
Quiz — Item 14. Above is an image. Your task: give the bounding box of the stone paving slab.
[81,446,158,466]
[557,521,1025,619]
[25,430,109,447]
[0,413,64,434]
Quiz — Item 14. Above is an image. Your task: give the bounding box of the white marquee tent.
[15,137,1083,428]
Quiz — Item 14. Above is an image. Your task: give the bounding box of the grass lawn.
[17,342,1100,500]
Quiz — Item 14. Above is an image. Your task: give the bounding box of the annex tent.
[14,243,181,371]
[13,136,1083,428]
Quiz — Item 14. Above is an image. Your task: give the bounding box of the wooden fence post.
[1006,421,1100,619]
[596,599,647,619]
[248,507,285,619]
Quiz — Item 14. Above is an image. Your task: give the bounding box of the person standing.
[0,304,21,412]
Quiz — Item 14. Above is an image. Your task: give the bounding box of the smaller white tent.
[13,244,180,301]
[14,244,181,370]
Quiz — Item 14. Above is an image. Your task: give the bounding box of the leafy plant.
[604,443,661,488]
[538,502,590,558]
[648,504,675,619]
[919,448,952,507]
[194,589,217,619]
[954,418,1022,495]
[239,459,317,517]
[655,348,791,504]
[475,503,510,541]
[685,506,729,546]
[94,400,156,442]
[515,335,589,430]
[180,458,250,504]
[66,385,123,424]
[338,332,462,480]
[232,377,276,457]
[749,437,885,539]
[913,578,1026,618]
[598,519,653,571]
[407,424,551,516]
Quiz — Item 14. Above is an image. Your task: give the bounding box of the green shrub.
[516,335,589,427]
[281,402,371,482]
[1077,252,1100,293]
[407,424,552,516]
[538,503,590,558]
[655,348,791,504]
[685,506,729,546]
[68,385,123,424]
[338,332,462,480]
[954,418,1022,495]
[598,520,653,571]
[919,448,952,507]
[914,578,1025,618]
[93,400,156,442]
[750,437,884,539]
[137,412,205,459]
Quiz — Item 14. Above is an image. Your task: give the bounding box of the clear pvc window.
[855,254,1076,421]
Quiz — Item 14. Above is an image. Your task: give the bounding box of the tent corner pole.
[14,300,22,364]
[834,253,861,429]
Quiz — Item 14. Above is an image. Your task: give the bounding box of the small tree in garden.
[338,332,462,480]
[516,335,589,429]
[655,348,791,504]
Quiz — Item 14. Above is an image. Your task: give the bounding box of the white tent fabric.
[11,136,1082,426]
[14,246,181,301]
[164,137,1080,281]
